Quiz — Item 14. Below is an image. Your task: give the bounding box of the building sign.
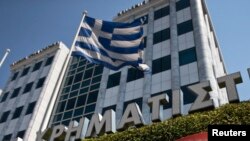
[37,69,249,141]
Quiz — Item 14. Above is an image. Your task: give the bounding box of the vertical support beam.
[190,0,220,107]
[170,0,183,116]
[142,7,154,124]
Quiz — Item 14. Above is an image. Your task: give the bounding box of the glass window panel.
[93,66,103,76]
[63,111,73,120]
[74,107,84,116]
[12,106,23,119]
[45,56,54,66]
[85,104,96,114]
[32,61,43,72]
[11,87,21,98]
[177,20,193,35]
[36,77,46,89]
[84,68,93,79]
[179,47,197,66]
[23,82,33,94]
[176,0,190,11]
[87,91,98,104]
[11,72,19,81]
[56,101,66,113]
[66,98,77,110]
[107,72,121,89]
[21,67,30,77]
[76,95,87,107]
[25,101,36,115]
[1,92,9,102]
[0,111,10,123]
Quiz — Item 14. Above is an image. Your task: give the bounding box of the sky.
[0,0,249,101]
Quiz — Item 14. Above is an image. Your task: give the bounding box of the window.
[12,106,23,119]
[87,90,98,104]
[177,20,193,35]
[11,72,19,81]
[32,61,43,72]
[102,105,116,115]
[83,68,93,79]
[127,68,144,82]
[84,104,96,114]
[154,6,169,20]
[74,107,84,117]
[74,72,84,83]
[76,95,86,107]
[152,55,171,74]
[10,87,21,98]
[16,130,26,139]
[143,36,147,48]
[93,65,103,76]
[179,47,197,66]
[36,77,46,88]
[153,28,170,44]
[63,110,73,120]
[176,0,190,11]
[66,98,77,110]
[21,67,30,77]
[1,92,9,102]
[56,101,66,113]
[45,56,54,66]
[107,72,121,89]
[23,82,33,94]
[123,98,143,113]
[2,134,12,141]
[0,111,10,123]
[26,101,36,115]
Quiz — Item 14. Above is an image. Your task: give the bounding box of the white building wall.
[0,42,69,141]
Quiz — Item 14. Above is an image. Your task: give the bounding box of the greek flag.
[72,16,149,71]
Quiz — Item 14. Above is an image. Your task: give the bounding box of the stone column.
[141,7,154,124]
[190,0,219,107]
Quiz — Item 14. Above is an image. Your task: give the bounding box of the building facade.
[48,0,227,132]
[0,42,69,141]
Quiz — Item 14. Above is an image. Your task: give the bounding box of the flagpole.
[39,11,88,132]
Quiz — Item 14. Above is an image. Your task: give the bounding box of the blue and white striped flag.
[72,16,150,71]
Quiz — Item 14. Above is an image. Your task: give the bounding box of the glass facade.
[51,56,103,126]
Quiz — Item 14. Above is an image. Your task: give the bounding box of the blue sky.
[0,0,249,101]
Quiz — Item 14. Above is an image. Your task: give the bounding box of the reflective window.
[176,0,190,11]
[127,68,144,82]
[107,72,121,89]
[32,61,43,72]
[179,47,197,66]
[12,106,23,119]
[177,20,193,35]
[36,77,46,89]
[23,82,33,94]
[21,67,30,77]
[154,6,169,20]
[0,111,10,123]
[16,130,26,139]
[11,87,21,98]
[1,92,9,102]
[45,56,54,66]
[2,134,12,141]
[26,101,36,115]
[153,28,170,44]
[152,55,171,74]
[11,72,19,81]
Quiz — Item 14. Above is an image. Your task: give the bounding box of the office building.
[0,42,69,141]
[49,0,227,129]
